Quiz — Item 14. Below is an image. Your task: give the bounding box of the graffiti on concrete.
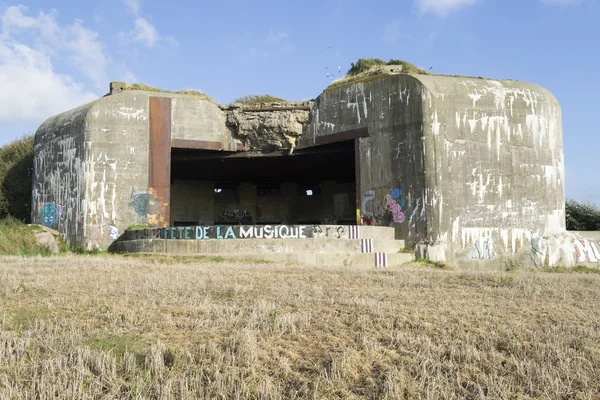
[385,188,406,224]
[41,202,56,228]
[361,187,406,225]
[361,190,382,225]
[467,233,498,260]
[160,225,309,240]
[129,189,159,220]
[127,225,365,241]
[57,203,66,222]
[108,223,120,239]
[573,239,600,263]
[223,210,249,218]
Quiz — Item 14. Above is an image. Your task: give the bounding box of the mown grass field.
[1,255,599,399]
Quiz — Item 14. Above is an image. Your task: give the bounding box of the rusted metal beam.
[171,139,224,151]
[149,97,171,227]
[355,138,362,225]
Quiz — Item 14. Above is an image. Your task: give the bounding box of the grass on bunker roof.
[1,255,599,399]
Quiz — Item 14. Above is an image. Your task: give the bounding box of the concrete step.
[225,252,415,267]
[125,225,397,241]
[111,238,407,255]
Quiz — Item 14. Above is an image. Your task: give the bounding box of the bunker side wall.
[32,102,94,246]
[417,76,565,264]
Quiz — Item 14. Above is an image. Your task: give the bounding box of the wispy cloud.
[382,20,410,44]
[265,30,294,52]
[120,0,178,49]
[232,29,294,61]
[415,0,479,16]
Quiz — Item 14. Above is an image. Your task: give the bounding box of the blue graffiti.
[391,188,402,200]
[129,189,159,217]
[41,202,56,227]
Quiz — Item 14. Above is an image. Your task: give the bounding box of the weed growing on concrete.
[415,257,451,270]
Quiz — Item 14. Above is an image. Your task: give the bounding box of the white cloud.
[130,17,159,47]
[0,39,97,124]
[121,0,177,49]
[416,0,479,16]
[123,0,142,14]
[1,6,110,89]
[0,5,135,132]
[265,30,294,52]
[266,30,288,44]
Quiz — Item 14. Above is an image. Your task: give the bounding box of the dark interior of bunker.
[170,140,357,226]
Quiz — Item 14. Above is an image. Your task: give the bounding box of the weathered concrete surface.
[110,238,405,254]
[308,74,564,266]
[32,101,95,246]
[33,89,243,249]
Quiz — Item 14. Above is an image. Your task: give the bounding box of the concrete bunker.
[32,68,578,267]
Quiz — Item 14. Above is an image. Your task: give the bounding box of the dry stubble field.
[0,255,599,399]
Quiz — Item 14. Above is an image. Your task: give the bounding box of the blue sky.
[0,0,598,203]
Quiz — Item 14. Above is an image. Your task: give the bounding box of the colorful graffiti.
[127,225,364,241]
[41,202,56,228]
[385,189,406,224]
[574,239,600,263]
[361,187,406,225]
[161,225,309,240]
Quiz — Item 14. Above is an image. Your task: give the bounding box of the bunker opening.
[169,140,357,226]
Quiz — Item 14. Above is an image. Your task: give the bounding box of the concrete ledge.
[111,238,406,254]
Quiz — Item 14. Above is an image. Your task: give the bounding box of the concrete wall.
[308,73,564,266]
[417,76,564,264]
[32,102,95,246]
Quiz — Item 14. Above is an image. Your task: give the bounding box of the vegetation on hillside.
[234,94,288,104]
[0,257,599,398]
[566,198,600,230]
[0,135,34,222]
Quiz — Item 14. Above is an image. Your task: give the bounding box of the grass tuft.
[122,84,217,103]
[542,265,600,274]
[234,94,288,104]
[415,257,452,270]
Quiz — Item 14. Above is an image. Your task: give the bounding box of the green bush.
[566,199,600,231]
[0,135,34,222]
